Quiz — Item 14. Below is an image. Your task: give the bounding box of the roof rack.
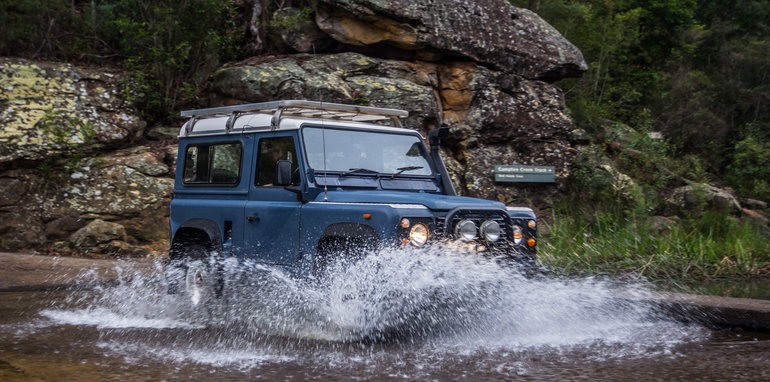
[180,100,409,134]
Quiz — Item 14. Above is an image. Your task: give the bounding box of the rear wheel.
[185,257,217,306]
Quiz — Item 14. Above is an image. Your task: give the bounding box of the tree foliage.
[511,0,770,202]
[0,0,243,123]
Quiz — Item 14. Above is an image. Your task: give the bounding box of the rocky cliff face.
[209,52,576,205]
[0,59,173,255]
[0,0,585,255]
[311,0,587,80]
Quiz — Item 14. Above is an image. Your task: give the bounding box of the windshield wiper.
[339,168,380,177]
[391,166,424,178]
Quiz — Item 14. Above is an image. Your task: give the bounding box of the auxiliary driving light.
[528,220,537,229]
[512,225,523,245]
[479,220,502,242]
[454,219,477,242]
[409,223,429,247]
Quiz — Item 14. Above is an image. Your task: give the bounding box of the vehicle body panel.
[169,101,538,273]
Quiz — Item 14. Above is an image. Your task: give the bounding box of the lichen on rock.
[0,58,144,164]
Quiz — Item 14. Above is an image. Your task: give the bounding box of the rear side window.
[183,142,242,185]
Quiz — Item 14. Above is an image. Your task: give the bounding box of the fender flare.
[171,218,222,252]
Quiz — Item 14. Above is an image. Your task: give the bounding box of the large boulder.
[210,53,440,131]
[666,183,742,215]
[311,0,587,80]
[0,58,144,164]
[70,219,128,248]
[210,53,577,205]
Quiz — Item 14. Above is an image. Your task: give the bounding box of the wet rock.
[43,147,174,242]
[165,146,179,177]
[0,58,144,164]
[49,240,74,255]
[269,7,333,53]
[70,219,128,248]
[666,183,743,215]
[311,0,587,80]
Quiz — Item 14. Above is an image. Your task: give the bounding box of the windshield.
[303,127,433,176]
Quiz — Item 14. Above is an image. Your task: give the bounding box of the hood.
[313,190,506,211]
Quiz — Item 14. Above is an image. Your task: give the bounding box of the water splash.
[37,246,703,369]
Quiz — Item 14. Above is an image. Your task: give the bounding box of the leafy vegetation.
[510,0,770,279]
[1,0,243,123]
[540,211,770,280]
[510,0,770,199]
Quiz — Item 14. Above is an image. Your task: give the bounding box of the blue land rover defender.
[168,101,537,298]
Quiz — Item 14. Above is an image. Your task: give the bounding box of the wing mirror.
[276,160,293,186]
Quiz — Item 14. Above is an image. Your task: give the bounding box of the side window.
[183,142,242,185]
[256,136,299,186]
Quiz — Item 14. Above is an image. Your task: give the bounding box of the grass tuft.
[539,211,770,281]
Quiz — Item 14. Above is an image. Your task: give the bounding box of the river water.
[1,248,769,381]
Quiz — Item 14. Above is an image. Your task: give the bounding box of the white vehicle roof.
[178,100,417,138]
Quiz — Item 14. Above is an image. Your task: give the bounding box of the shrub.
[1,0,243,124]
[726,135,770,201]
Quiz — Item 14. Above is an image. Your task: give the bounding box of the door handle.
[247,214,260,222]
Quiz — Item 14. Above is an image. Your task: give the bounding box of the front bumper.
[397,207,537,262]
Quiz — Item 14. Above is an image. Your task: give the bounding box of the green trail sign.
[494,165,555,183]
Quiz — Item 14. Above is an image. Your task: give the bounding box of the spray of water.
[37,246,703,370]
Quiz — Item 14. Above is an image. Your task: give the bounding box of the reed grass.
[538,211,770,281]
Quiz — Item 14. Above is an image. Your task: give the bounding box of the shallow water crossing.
[1,248,769,380]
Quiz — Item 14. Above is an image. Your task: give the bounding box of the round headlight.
[528,220,537,229]
[512,225,523,245]
[454,219,477,242]
[409,223,429,247]
[480,220,502,242]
